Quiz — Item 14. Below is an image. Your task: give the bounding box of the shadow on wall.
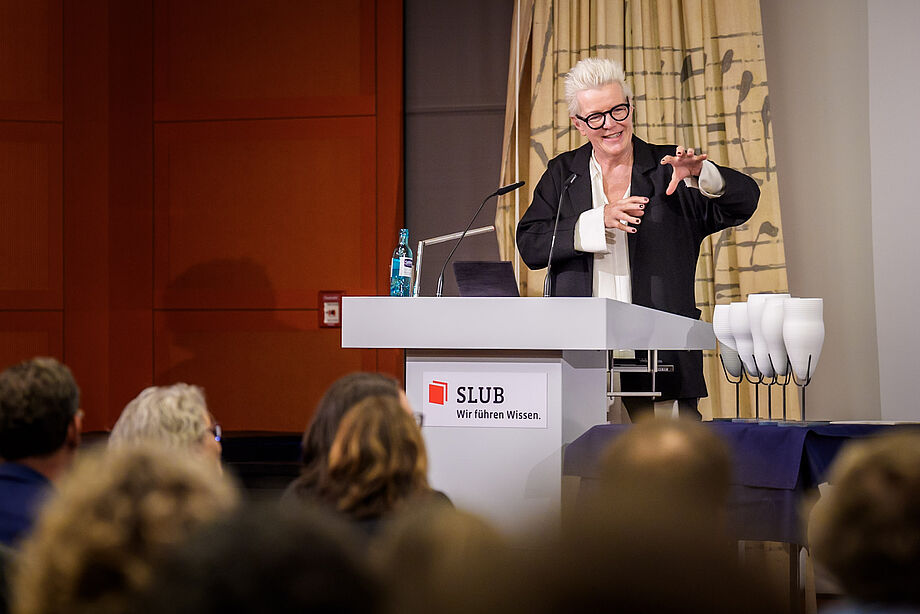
[157,258,308,433]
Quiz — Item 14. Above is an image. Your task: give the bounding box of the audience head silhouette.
[287,372,401,502]
[599,419,732,523]
[317,394,428,527]
[810,431,920,607]
[373,503,511,614]
[136,503,381,614]
[0,357,82,547]
[109,383,222,469]
[12,444,237,614]
[518,419,781,614]
[0,357,81,466]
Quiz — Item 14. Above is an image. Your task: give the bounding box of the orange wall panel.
[154,118,377,309]
[105,0,155,426]
[0,122,62,309]
[0,311,63,371]
[373,0,404,379]
[0,0,401,433]
[154,0,375,120]
[62,0,111,430]
[154,310,376,431]
[0,0,62,121]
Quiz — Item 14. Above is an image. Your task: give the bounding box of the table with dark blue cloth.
[563,422,910,544]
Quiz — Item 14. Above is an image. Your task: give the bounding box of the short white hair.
[564,57,634,116]
[110,383,210,450]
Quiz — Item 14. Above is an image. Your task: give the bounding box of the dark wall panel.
[106,0,155,424]
[0,0,62,121]
[62,0,111,429]
[0,312,63,372]
[0,123,62,309]
[404,0,513,296]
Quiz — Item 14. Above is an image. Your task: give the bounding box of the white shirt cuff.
[682,159,725,198]
[574,207,609,253]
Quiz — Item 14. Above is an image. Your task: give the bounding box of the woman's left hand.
[660,146,708,195]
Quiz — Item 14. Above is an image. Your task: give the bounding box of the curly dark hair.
[0,357,80,461]
[285,372,400,502]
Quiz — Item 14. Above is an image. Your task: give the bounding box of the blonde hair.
[564,57,633,116]
[319,395,429,520]
[110,384,210,450]
[12,444,237,614]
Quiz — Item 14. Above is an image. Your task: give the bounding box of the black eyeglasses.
[209,424,222,443]
[575,97,631,130]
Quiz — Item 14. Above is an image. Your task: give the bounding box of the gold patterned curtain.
[497,0,798,420]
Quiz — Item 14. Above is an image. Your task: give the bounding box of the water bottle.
[389,228,413,296]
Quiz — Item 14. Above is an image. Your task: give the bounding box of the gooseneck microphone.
[543,173,578,297]
[436,181,526,297]
[494,180,525,196]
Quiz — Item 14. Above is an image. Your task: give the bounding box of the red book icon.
[428,381,448,405]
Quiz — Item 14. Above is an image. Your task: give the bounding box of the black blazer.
[516,136,759,399]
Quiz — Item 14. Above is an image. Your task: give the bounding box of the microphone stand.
[436,181,525,297]
[543,173,578,297]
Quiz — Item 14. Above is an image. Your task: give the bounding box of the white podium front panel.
[342,296,714,533]
[406,349,606,534]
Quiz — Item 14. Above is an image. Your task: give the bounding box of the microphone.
[436,181,527,297]
[543,173,578,297]
[495,180,525,196]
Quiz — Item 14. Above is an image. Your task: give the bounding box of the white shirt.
[573,153,726,300]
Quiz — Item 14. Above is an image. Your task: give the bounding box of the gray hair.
[564,57,634,116]
[110,383,210,450]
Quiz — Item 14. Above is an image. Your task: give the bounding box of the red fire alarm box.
[318,291,344,328]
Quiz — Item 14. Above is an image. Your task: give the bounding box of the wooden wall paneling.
[153,0,375,121]
[374,0,404,380]
[63,0,110,431]
[153,118,376,310]
[36,0,403,433]
[0,311,63,372]
[0,122,62,310]
[107,0,155,418]
[154,310,376,431]
[0,0,62,121]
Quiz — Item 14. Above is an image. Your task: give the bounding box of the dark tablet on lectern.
[452,261,520,297]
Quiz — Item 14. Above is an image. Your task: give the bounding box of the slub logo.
[428,380,448,405]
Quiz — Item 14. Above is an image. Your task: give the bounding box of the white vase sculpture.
[747,294,774,378]
[712,304,742,378]
[729,301,758,377]
[761,295,791,376]
[720,346,744,379]
[782,298,825,382]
